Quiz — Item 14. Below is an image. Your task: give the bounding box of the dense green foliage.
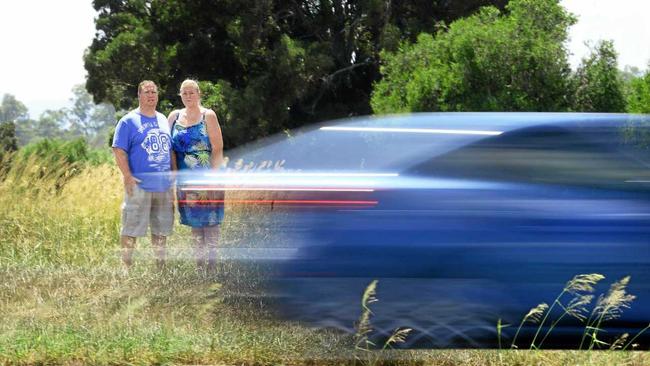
[84,0,507,148]
[0,122,18,155]
[0,96,26,168]
[0,94,29,123]
[0,121,18,172]
[2,138,112,192]
[622,69,650,149]
[19,138,113,167]
[627,69,650,114]
[371,0,576,113]
[572,40,626,112]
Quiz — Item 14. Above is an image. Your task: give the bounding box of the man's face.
[138,83,158,108]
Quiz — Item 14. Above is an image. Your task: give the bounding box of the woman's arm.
[167,110,179,171]
[205,109,224,170]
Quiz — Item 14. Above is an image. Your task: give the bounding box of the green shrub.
[20,138,89,165]
[19,138,113,166]
[371,0,576,113]
[2,138,113,194]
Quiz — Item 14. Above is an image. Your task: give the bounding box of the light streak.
[179,187,375,192]
[201,172,399,177]
[178,199,378,205]
[320,126,503,135]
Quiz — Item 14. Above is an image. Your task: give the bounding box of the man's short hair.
[138,80,158,96]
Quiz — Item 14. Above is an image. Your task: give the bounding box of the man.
[112,80,173,269]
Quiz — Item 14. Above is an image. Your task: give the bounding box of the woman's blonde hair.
[179,79,200,95]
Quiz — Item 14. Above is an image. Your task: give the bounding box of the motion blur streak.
[320,126,503,135]
[214,113,650,348]
[178,199,378,205]
[179,187,375,192]
[201,172,400,177]
[182,173,395,190]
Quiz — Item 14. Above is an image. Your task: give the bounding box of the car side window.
[411,125,650,191]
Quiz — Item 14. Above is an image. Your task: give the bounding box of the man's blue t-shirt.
[112,109,172,192]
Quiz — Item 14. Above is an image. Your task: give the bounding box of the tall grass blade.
[496,318,510,350]
[609,333,628,350]
[382,328,412,350]
[511,303,547,349]
[531,274,604,349]
[538,294,594,348]
[588,276,635,350]
[622,323,650,351]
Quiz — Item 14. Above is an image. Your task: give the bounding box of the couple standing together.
[112,79,223,270]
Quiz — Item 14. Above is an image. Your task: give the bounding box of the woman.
[168,79,224,270]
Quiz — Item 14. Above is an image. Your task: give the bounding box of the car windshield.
[225,114,510,172]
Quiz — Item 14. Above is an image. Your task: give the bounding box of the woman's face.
[180,86,200,108]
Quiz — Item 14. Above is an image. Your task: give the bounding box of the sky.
[0,0,649,118]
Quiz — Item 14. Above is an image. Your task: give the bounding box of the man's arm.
[113,147,140,196]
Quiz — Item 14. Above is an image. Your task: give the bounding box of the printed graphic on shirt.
[141,128,171,166]
[137,121,155,134]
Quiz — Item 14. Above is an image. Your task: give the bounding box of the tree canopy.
[1,88,116,148]
[0,121,18,160]
[572,40,625,113]
[0,94,29,123]
[84,0,507,148]
[626,68,650,114]
[371,0,576,113]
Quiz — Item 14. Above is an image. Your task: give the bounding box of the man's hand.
[113,147,141,196]
[123,175,142,196]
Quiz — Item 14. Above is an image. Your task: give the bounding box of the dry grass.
[0,158,648,365]
[0,160,348,364]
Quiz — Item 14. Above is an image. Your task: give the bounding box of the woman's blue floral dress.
[171,112,224,227]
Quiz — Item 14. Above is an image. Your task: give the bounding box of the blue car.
[191,113,650,348]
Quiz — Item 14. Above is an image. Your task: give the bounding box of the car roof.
[312,111,641,128]
[225,113,650,172]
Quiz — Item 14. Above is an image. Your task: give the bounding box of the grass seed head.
[524,303,548,324]
[384,327,412,349]
[610,333,629,350]
[361,280,378,311]
[566,294,594,321]
[595,276,636,321]
[564,273,605,295]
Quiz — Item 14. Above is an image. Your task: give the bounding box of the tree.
[626,69,650,114]
[371,0,576,113]
[34,110,69,141]
[572,40,625,112]
[0,121,18,163]
[84,0,508,148]
[2,86,118,147]
[66,84,117,147]
[0,94,29,123]
[13,119,37,146]
[13,110,68,146]
[1,94,35,146]
[622,67,650,149]
[0,121,18,151]
[0,121,18,176]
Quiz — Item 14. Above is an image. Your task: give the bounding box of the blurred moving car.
[183,113,650,348]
